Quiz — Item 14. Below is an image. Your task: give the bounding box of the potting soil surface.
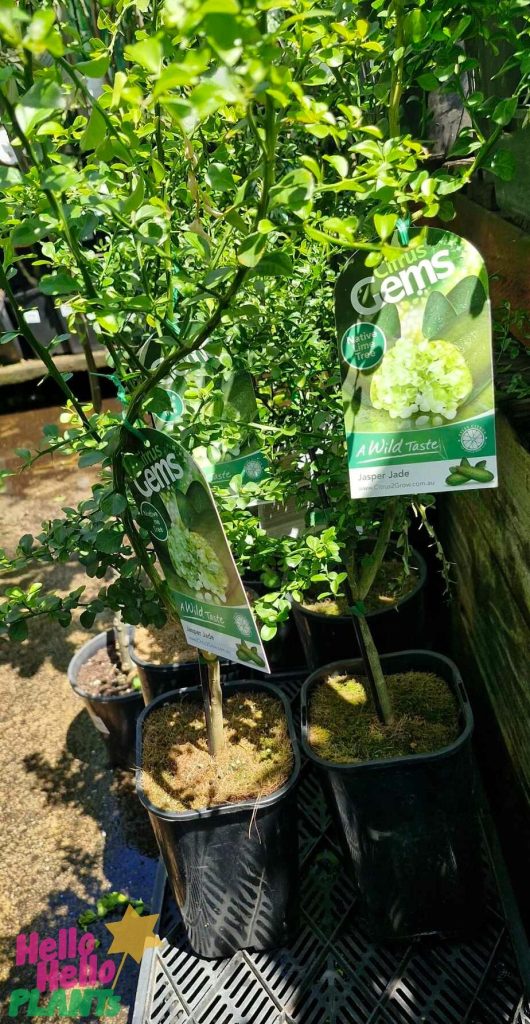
[133,620,199,666]
[0,406,159,1023]
[76,643,139,697]
[141,692,293,812]
[302,559,419,615]
[308,671,459,762]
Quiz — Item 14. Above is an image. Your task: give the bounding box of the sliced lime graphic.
[459,425,486,452]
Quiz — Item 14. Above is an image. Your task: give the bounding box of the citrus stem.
[356,614,394,725]
[357,499,399,600]
[201,653,224,757]
[389,1,404,137]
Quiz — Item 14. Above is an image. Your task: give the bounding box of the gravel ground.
[0,407,159,1023]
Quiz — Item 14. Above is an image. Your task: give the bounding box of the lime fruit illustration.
[459,424,486,452]
[243,456,267,482]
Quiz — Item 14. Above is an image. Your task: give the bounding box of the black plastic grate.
[148,961,188,1024]
[298,763,333,834]
[187,954,280,1024]
[157,929,231,1011]
[467,934,530,1024]
[133,671,529,1024]
[247,922,327,1011]
[291,951,389,1024]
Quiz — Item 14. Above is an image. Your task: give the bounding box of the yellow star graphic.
[105,905,163,989]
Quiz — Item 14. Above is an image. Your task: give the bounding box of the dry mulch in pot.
[76,645,139,697]
[141,692,293,812]
[133,619,199,666]
[309,671,460,763]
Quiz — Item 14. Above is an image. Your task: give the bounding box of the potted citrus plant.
[0,0,525,951]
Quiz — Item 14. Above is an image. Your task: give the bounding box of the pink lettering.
[98,959,116,986]
[15,932,39,966]
[36,957,59,993]
[38,937,57,962]
[59,964,78,988]
[78,933,95,957]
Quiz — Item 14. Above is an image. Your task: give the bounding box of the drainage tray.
[133,671,530,1024]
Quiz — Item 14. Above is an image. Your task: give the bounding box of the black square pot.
[129,629,202,704]
[136,680,301,958]
[300,650,485,942]
[292,547,427,670]
[243,579,307,674]
[128,628,243,704]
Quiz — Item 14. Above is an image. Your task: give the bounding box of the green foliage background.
[0,0,528,643]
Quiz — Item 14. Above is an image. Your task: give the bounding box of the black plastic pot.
[292,547,427,670]
[129,630,201,704]
[136,681,301,958]
[68,631,144,769]
[129,629,242,704]
[11,287,66,352]
[300,650,485,942]
[243,579,307,674]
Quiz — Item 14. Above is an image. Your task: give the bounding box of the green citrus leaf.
[237,232,267,267]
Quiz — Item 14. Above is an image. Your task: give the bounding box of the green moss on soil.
[303,559,419,616]
[309,671,460,763]
[142,693,293,812]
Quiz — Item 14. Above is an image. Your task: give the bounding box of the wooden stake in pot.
[199,651,224,757]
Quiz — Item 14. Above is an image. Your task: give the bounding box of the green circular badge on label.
[140,501,168,541]
[341,322,386,370]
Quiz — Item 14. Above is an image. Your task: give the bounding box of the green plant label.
[335,227,498,498]
[137,336,195,426]
[120,427,270,671]
[203,448,269,485]
[154,389,185,424]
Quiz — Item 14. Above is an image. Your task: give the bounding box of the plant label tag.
[85,707,110,736]
[202,448,268,486]
[335,227,498,499]
[119,427,270,672]
[23,308,40,324]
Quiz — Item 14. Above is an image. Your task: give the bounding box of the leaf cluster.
[0,0,528,641]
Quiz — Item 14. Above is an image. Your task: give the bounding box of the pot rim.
[136,679,301,822]
[68,630,144,705]
[293,545,427,621]
[300,650,473,771]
